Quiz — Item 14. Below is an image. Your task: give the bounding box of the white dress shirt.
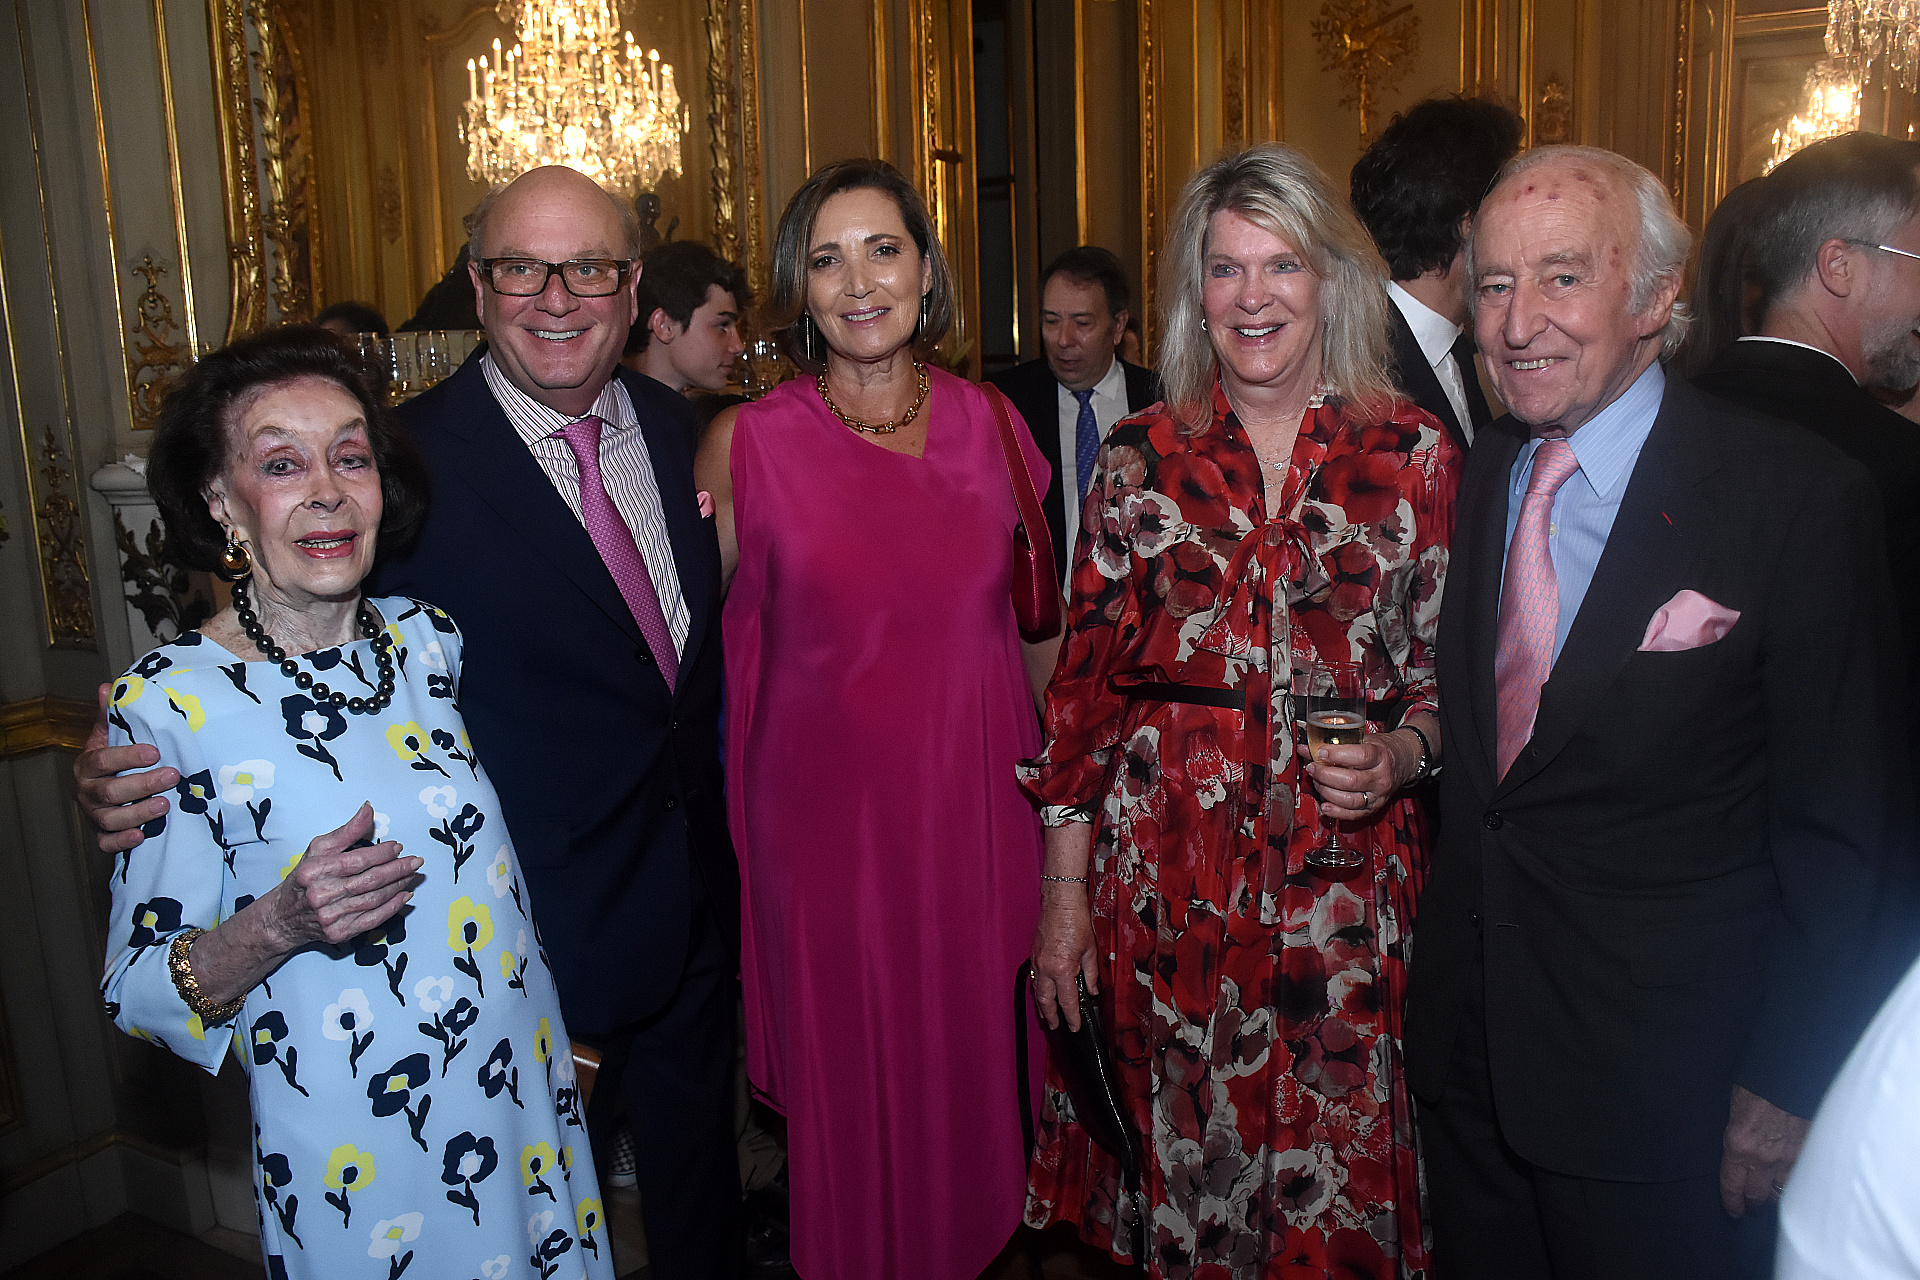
[1387,280,1475,444]
[483,355,691,650]
[1056,354,1130,584]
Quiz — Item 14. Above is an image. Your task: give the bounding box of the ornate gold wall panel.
[210,0,267,339]
[906,0,983,376]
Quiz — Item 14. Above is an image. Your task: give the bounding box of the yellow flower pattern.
[448,896,493,952]
[385,721,429,763]
[324,1143,376,1191]
[521,1141,557,1185]
[161,686,206,732]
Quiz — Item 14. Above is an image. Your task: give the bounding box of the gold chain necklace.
[816,362,930,435]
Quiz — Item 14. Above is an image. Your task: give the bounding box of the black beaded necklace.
[233,577,396,714]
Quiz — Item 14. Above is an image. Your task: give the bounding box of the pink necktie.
[555,415,679,691]
[1493,439,1580,779]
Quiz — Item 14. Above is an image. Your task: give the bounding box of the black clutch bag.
[1015,963,1147,1267]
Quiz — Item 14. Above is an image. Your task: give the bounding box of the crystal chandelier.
[1827,0,1920,91]
[463,0,687,195]
[1766,59,1864,173]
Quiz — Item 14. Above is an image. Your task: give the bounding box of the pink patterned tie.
[1493,439,1580,779]
[555,416,679,690]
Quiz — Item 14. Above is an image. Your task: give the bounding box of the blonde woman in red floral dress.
[1021,144,1461,1279]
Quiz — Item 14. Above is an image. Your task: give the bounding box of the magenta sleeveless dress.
[725,367,1047,1279]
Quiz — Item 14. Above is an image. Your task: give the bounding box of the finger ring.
[1362,790,1372,807]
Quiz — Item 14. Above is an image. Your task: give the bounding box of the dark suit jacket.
[1386,296,1488,453]
[1693,339,1920,677]
[986,356,1164,571]
[1404,373,1906,1181]
[374,352,737,1036]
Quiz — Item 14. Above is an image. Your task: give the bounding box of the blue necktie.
[1073,388,1099,507]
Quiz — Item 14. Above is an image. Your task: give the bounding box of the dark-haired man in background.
[623,240,752,398]
[1351,96,1524,450]
[987,246,1163,583]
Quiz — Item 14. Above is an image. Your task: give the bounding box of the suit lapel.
[1493,378,1721,795]
[1388,304,1469,451]
[1457,418,1522,794]
[430,362,646,651]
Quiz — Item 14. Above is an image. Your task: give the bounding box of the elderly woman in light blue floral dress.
[101,327,611,1280]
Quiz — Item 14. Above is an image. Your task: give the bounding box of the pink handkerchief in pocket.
[1639,589,1740,652]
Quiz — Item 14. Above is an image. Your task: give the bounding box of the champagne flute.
[1297,659,1367,872]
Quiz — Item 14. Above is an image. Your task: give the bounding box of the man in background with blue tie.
[987,246,1163,585]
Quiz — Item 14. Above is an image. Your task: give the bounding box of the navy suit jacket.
[1404,374,1908,1180]
[986,356,1164,572]
[1693,339,1920,689]
[374,352,737,1036]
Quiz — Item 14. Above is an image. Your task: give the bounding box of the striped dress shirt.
[482,355,691,651]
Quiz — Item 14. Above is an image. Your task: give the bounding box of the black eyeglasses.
[476,257,636,297]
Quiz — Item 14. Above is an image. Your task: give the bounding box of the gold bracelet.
[167,927,246,1026]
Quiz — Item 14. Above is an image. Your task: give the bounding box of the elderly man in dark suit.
[1691,132,1920,674]
[986,246,1162,582]
[1405,145,1907,1278]
[1351,96,1523,452]
[76,166,741,1278]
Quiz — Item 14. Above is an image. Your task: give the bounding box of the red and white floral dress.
[1018,383,1460,1279]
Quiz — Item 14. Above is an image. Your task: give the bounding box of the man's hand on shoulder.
[75,683,178,854]
[1719,1083,1812,1216]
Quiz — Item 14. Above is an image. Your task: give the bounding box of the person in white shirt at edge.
[985,246,1164,587]
[1350,95,1525,451]
[1778,947,1920,1279]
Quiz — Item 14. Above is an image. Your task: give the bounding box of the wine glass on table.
[1297,659,1366,872]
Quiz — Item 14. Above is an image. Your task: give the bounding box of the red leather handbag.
[985,384,1064,640]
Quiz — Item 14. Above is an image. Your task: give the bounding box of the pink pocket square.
[1639,589,1740,652]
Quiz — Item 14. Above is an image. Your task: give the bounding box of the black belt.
[1118,680,1407,725]
[1115,680,1246,711]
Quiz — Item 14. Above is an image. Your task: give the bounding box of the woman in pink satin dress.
[695,159,1058,1279]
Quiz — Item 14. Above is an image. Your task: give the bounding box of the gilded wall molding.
[152,0,201,355]
[127,256,188,431]
[706,0,738,268]
[702,0,766,300]
[33,425,96,649]
[1672,0,1692,199]
[254,2,317,322]
[210,0,266,340]
[1138,0,1158,361]
[80,1,136,428]
[737,0,766,301]
[0,696,96,759]
[209,0,319,336]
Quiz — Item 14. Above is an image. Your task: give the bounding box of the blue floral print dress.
[101,598,614,1280]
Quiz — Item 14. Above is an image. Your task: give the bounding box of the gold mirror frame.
[208,0,765,341]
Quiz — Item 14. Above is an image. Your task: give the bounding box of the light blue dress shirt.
[1502,361,1666,666]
